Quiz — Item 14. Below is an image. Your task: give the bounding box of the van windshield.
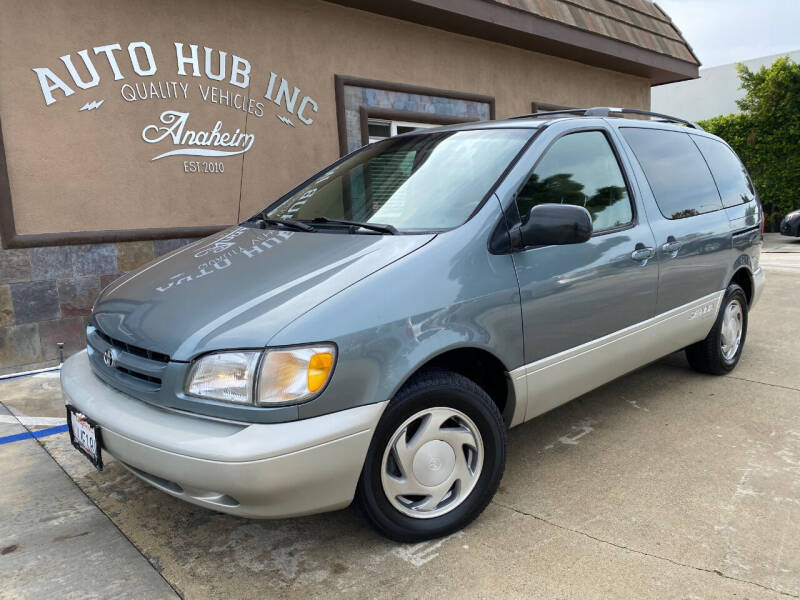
[263,129,533,231]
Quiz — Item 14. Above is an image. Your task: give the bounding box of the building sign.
[31,41,319,169]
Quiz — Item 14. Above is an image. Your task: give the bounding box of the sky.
[657,0,800,68]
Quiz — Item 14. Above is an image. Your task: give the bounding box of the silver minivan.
[62,108,765,541]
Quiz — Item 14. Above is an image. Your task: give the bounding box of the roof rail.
[509,107,703,130]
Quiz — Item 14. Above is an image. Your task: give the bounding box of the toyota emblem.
[103,349,114,367]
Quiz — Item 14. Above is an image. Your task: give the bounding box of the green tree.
[699,56,800,230]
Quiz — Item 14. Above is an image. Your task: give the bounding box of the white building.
[651,50,800,122]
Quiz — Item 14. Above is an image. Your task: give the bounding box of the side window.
[620,127,723,219]
[515,131,633,232]
[691,135,755,207]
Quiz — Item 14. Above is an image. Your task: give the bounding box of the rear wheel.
[355,369,506,542]
[686,283,748,375]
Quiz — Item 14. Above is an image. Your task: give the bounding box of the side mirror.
[514,203,593,248]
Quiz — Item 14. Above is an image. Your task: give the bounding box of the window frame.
[334,75,495,157]
[511,126,639,238]
[367,118,438,143]
[358,106,480,148]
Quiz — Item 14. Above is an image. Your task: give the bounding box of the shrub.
[698,56,800,231]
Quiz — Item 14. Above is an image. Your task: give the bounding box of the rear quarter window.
[620,127,723,219]
[691,135,756,207]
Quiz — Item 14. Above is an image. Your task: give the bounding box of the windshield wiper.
[256,215,315,232]
[310,217,397,235]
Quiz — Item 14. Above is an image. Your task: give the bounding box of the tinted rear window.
[691,135,755,207]
[621,128,722,219]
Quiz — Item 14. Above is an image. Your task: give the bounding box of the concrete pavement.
[762,232,800,254]
[1,234,798,599]
[0,399,178,600]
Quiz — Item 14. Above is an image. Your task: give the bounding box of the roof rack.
[509,107,703,130]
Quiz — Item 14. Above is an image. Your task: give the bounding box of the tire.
[685,283,748,375]
[355,369,506,542]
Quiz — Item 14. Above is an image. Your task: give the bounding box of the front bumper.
[61,350,386,518]
[780,217,800,237]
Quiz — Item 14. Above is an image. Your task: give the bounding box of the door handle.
[631,244,655,262]
[661,239,682,255]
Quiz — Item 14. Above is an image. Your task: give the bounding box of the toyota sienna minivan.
[62,108,765,541]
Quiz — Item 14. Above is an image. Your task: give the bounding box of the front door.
[500,123,659,420]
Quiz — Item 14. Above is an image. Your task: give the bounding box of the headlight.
[185,351,261,404]
[184,344,336,406]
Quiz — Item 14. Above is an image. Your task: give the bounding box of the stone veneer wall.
[0,238,198,375]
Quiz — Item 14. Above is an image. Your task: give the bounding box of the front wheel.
[686,283,748,375]
[355,369,506,542]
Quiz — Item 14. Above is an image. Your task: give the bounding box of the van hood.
[93,226,434,360]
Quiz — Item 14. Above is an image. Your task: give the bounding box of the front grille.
[117,366,162,385]
[87,324,170,392]
[93,328,170,363]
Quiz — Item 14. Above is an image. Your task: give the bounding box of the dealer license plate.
[67,406,103,470]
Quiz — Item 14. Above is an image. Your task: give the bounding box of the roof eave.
[324,0,699,85]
